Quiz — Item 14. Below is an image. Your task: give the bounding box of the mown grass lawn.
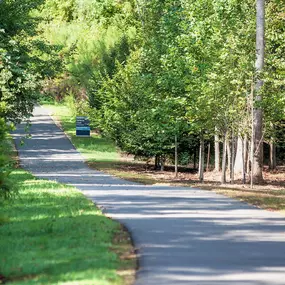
[0,169,136,285]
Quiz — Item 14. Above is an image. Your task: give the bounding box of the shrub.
[0,136,17,201]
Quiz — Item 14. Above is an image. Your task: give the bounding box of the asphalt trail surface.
[13,106,285,285]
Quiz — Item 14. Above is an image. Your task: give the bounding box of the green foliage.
[0,0,44,36]
[0,31,38,123]
[98,0,256,157]
[263,0,285,140]
[37,0,285,163]
[0,0,54,197]
[0,138,17,201]
[0,155,13,200]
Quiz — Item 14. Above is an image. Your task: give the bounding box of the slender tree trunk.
[230,134,235,184]
[234,136,244,175]
[161,155,165,171]
[250,136,254,188]
[221,132,227,184]
[214,132,220,172]
[155,155,159,170]
[226,141,231,172]
[198,134,205,182]
[244,135,248,174]
[252,0,265,184]
[246,137,252,175]
[206,143,211,172]
[269,141,277,170]
[175,134,178,178]
[241,137,246,184]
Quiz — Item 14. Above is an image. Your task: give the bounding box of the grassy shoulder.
[0,141,136,285]
[43,103,285,214]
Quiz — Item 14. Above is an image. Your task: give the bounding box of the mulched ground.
[114,161,285,189]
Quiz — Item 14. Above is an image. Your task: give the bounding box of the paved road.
[13,106,285,285]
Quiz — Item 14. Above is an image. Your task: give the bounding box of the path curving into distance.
[13,106,285,285]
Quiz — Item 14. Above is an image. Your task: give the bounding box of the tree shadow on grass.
[0,177,133,285]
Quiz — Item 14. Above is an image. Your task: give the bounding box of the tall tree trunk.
[252,0,265,184]
[269,141,277,170]
[248,138,252,179]
[250,136,254,188]
[221,132,227,184]
[193,148,197,170]
[198,134,205,182]
[234,136,243,175]
[226,141,231,172]
[241,137,246,184]
[230,134,235,184]
[206,143,211,172]
[175,134,178,178]
[214,132,220,171]
[161,155,165,171]
[155,155,159,170]
[244,135,249,174]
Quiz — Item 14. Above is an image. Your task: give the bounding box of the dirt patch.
[1,274,38,284]
[111,224,138,285]
[0,274,7,284]
[91,161,285,188]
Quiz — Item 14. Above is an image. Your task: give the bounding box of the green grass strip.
[0,170,126,285]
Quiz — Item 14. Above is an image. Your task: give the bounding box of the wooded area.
[1,0,285,192]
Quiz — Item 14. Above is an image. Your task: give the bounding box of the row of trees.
[1,0,284,186]
[37,0,285,184]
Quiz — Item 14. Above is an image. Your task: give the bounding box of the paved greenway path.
[13,106,285,285]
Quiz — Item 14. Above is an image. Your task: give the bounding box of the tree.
[263,0,285,170]
[0,0,46,195]
[252,0,265,184]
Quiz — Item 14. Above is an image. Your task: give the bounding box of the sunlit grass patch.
[0,170,136,285]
